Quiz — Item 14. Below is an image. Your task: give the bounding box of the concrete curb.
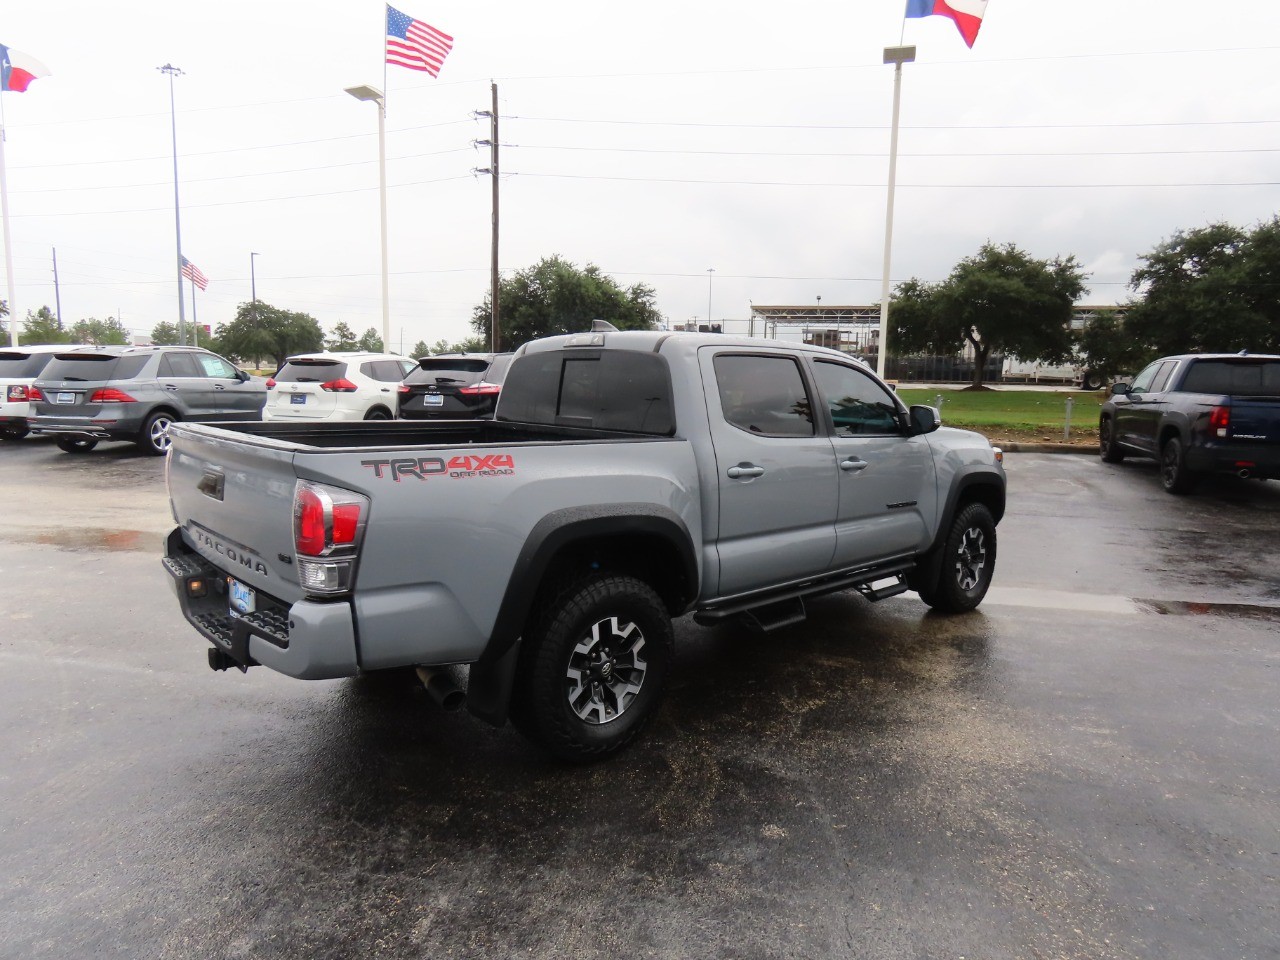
[995,442,1095,454]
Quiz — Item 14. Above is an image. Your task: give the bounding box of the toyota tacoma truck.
[1099,351,1280,493]
[163,326,1006,760]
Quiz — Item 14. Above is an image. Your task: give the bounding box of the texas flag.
[0,44,51,93]
[905,0,988,48]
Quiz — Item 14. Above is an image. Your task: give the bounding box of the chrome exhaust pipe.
[1238,468,1251,479]
[415,666,465,712]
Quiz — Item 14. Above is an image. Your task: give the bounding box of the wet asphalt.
[1,437,1278,959]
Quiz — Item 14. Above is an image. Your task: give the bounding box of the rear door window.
[1148,361,1177,394]
[160,353,202,377]
[713,354,814,438]
[362,360,408,382]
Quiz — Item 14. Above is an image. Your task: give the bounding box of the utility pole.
[52,247,62,325]
[473,83,500,352]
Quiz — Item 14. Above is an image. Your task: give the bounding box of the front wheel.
[511,574,673,762]
[1160,436,1196,494]
[1099,416,1125,463]
[1082,370,1105,391]
[915,503,997,614]
[56,437,98,453]
[138,411,177,456]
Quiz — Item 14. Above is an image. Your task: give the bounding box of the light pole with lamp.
[876,44,915,380]
[344,84,389,351]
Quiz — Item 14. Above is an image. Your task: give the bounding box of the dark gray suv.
[30,345,267,455]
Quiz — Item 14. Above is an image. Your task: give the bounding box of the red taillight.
[397,384,411,394]
[7,385,29,402]
[89,387,136,403]
[28,385,44,402]
[458,382,501,396]
[1209,405,1230,437]
[320,378,359,393]
[293,481,367,556]
[295,486,328,555]
[265,378,276,389]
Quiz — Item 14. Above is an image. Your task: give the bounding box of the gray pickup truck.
[163,327,1006,759]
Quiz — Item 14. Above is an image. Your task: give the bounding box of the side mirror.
[908,404,941,436]
[1109,382,1130,397]
[236,369,251,382]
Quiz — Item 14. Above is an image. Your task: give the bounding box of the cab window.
[1128,361,1164,394]
[713,354,814,438]
[812,360,901,436]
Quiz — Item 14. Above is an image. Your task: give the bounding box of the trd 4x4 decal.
[361,454,516,482]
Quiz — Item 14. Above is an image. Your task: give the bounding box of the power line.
[507,115,1280,131]
[513,172,1280,189]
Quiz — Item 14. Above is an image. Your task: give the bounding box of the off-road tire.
[1160,436,1196,494]
[511,574,673,762]
[56,437,98,453]
[915,502,997,614]
[1099,416,1125,463]
[138,410,178,456]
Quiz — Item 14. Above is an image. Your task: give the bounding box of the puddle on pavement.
[1135,598,1280,622]
[986,586,1280,622]
[4,528,152,553]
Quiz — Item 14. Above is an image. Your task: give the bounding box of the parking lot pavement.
[1,441,1278,959]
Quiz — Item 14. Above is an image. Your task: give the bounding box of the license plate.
[290,394,307,405]
[56,392,76,404]
[425,394,444,406]
[229,578,256,616]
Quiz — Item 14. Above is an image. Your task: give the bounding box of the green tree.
[151,321,181,345]
[19,306,69,345]
[410,339,432,358]
[327,321,359,351]
[424,336,487,355]
[356,327,384,353]
[891,242,1087,389]
[470,255,663,350]
[214,301,324,369]
[70,316,130,346]
[1122,219,1280,357]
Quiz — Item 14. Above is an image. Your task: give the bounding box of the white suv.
[263,351,416,422]
[0,344,78,440]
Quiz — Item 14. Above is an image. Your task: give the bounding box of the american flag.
[386,5,453,78]
[180,256,208,291]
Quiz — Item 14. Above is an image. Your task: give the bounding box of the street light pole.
[159,63,188,346]
[250,251,259,305]
[706,268,715,331]
[876,45,915,381]
[343,84,389,351]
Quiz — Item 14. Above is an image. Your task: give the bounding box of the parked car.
[263,352,415,422]
[1099,352,1280,493]
[0,344,73,441]
[29,345,266,455]
[397,352,514,420]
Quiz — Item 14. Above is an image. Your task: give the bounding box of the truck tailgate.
[1230,398,1280,442]
[166,422,304,604]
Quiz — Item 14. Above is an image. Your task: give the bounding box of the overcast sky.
[3,1,1279,352]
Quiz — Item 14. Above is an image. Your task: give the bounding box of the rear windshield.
[1179,359,1280,397]
[0,352,56,378]
[39,354,148,382]
[275,359,347,383]
[405,356,506,385]
[497,350,674,435]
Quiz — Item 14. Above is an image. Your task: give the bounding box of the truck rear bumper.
[1187,442,1280,480]
[163,528,360,679]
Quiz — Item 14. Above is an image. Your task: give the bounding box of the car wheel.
[1099,416,1125,463]
[1082,370,1105,391]
[1160,436,1196,494]
[56,437,98,453]
[0,424,29,441]
[139,411,177,456]
[511,574,673,762]
[915,502,997,614]
[363,407,392,421]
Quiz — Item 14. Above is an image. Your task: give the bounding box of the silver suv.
[30,345,266,455]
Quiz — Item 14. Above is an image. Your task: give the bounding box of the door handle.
[726,464,765,480]
[840,458,869,472]
[214,385,226,390]
[163,384,179,391]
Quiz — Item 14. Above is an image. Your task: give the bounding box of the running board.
[856,573,911,602]
[741,597,807,632]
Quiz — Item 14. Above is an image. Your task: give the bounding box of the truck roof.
[516,328,870,364]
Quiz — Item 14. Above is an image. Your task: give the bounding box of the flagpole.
[876,45,915,381]
[190,276,199,346]
[159,64,188,347]
[1,95,17,348]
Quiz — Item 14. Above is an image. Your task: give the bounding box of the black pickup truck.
[1099,352,1280,493]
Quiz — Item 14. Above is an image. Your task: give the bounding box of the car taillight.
[458,382,501,396]
[1209,405,1230,438]
[293,480,369,595]
[7,385,29,402]
[265,378,276,389]
[320,378,358,393]
[397,384,411,394]
[89,387,136,403]
[28,385,44,402]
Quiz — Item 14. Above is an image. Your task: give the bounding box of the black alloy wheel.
[1099,417,1125,463]
[1160,436,1196,494]
[915,502,997,614]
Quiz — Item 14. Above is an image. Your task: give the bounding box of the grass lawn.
[896,388,1106,444]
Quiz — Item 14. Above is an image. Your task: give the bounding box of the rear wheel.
[138,411,177,456]
[511,574,673,761]
[56,437,98,453]
[1082,370,1105,391]
[0,424,29,441]
[915,503,997,614]
[1099,416,1125,463]
[1160,436,1196,494]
